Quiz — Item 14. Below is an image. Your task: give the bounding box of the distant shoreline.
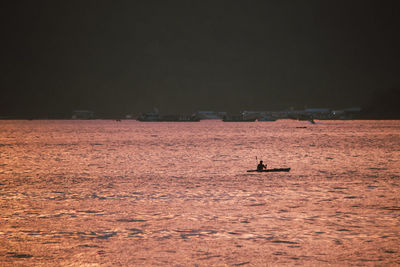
[1,117,400,121]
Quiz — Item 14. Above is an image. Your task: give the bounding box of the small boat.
[222,114,256,122]
[247,168,291,173]
[257,116,276,122]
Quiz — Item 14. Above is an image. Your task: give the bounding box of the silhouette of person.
[257,160,267,171]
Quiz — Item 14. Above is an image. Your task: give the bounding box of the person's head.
[260,160,263,163]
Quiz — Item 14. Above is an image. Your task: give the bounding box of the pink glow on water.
[0,120,399,265]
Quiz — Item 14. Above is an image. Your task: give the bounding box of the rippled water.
[0,120,399,266]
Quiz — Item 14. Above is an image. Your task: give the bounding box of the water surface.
[0,120,399,265]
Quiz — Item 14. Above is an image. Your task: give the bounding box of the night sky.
[1,1,399,117]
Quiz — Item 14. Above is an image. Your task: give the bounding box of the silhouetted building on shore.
[196,111,227,120]
[138,108,199,121]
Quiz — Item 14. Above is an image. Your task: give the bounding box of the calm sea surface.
[0,120,399,266]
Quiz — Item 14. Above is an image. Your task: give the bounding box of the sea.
[0,120,399,266]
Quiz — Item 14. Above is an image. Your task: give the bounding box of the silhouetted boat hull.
[222,114,256,122]
[247,168,291,172]
[223,119,256,122]
[138,114,200,122]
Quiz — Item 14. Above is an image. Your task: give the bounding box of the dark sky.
[1,0,399,116]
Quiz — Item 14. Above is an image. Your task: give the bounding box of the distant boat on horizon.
[257,116,276,122]
[137,113,200,122]
[222,114,256,122]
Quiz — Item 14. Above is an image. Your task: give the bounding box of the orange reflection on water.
[0,120,399,265]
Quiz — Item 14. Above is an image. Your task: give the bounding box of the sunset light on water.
[1,120,399,265]
[2,0,400,265]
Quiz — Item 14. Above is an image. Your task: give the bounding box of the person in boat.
[257,160,267,171]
